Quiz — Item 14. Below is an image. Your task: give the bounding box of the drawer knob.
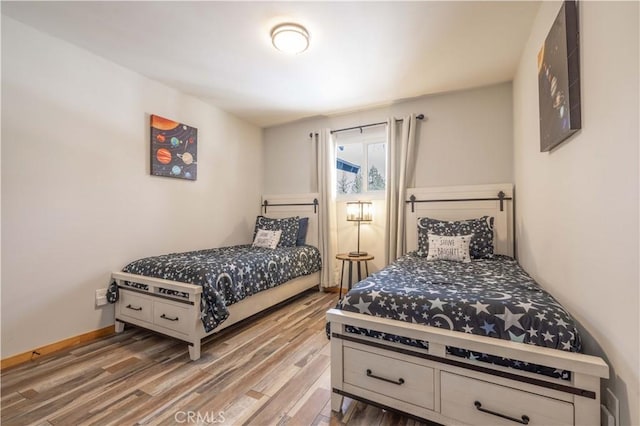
[474,401,530,425]
[366,369,405,386]
[160,314,179,322]
[126,304,142,311]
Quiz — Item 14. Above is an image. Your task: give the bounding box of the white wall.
[263,83,514,276]
[264,82,514,193]
[513,2,639,424]
[1,17,263,358]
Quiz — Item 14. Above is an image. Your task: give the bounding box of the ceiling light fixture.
[271,23,309,54]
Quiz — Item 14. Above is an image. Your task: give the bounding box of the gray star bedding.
[328,253,582,380]
[123,244,321,332]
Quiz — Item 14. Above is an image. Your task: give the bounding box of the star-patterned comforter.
[123,244,321,333]
[331,253,582,379]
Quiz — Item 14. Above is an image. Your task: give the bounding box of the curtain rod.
[308,114,424,138]
[331,113,424,135]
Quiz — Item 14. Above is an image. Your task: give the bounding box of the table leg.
[339,260,345,298]
[365,261,369,277]
[357,261,362,282]
[348,261,353,291]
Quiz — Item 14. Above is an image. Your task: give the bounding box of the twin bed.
[110,194,321,361]
[327,184,609,426]
[111,185,608,426]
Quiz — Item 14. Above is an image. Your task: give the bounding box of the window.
[335,129,386,196]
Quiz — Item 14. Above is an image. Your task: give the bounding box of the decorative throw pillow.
[253,216,299,248]
[296,217,309,246]
[252,229,282,249]
[426,234,472,263]
[417,216,495,259]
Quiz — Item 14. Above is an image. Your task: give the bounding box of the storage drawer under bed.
[118,290,153,323]
[441,371,574,426]
[343,346,435,410]
[117,289,193,336]
[153,299,191,335]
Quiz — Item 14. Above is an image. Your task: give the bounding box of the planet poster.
[537,0,581,152]
[150,114,197,180]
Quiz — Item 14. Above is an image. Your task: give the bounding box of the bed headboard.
[405,184,514,257]
[260,193,320,248]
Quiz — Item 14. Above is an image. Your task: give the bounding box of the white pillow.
[252,229,282,249]
[426,234,472,263]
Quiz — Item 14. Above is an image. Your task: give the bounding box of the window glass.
[367,143,386,191]
[335,130,386,196]
[336,144,363,194]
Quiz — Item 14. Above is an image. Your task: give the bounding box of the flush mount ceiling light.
[271,23,309,54]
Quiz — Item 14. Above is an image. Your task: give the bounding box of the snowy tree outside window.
[335,130,386,196]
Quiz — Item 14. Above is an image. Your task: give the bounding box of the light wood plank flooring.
[1,290,428,426]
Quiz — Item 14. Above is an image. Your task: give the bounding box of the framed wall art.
[537,0,581,152]
[150,114,197,180]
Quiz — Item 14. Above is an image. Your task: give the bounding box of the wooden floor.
[1,290,428,426]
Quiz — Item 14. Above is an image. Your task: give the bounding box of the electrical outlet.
[95,288,108,307]
[604,388,619,426]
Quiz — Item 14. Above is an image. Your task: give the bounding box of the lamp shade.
[346,201,373,222]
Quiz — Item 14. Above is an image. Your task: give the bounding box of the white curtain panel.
[384,114,418,264]
[316,129,339,288]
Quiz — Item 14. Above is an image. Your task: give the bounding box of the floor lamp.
[346,201,373,257]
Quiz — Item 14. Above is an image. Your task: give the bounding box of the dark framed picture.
[150,115,197,180]
[537,0,581,152]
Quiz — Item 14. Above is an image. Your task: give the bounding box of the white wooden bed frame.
[112,193,320,361]
[327,184,609,426]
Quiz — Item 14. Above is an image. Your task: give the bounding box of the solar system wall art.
[150,114,197,180]
[537,0,581,152]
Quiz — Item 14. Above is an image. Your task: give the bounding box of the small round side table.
[336,253,374,298]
